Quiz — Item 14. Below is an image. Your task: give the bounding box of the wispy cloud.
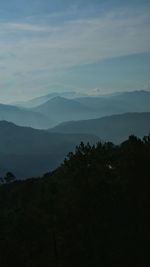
[1,7,150,66]
[0,4,150,101]
[2,22,48,32]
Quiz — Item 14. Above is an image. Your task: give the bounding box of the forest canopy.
[0,135,150,267]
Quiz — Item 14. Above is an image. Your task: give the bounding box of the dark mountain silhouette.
[0,103,52,129]
[0,121,99,178]
[49,112,150,144]
[0,136,149,266]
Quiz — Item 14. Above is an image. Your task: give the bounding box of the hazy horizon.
[0,0,150,102]
[1,89,150,105]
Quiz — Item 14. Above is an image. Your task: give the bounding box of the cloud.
[2,22,49,32]
[0,5,150,101]
[0,22,60,35]
[1,7,150,65]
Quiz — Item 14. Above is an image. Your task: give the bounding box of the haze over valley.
[0,0,150,266]
[0,90,150,178]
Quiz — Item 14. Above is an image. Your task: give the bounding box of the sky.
[0,0,150,102]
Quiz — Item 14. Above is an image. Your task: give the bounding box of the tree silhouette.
[4,172,16,183]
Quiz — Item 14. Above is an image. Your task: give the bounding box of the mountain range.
[75,90,150,115]
[1,90,150,129]
[12,91,87,108]
[49,112,150,144]
[0,90,150,178]
[0,103,51,129]
[32,96,96,124]
[0,121,98,178]
[0,111,150,178]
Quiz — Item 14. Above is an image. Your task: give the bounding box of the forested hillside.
[0,135,149,266]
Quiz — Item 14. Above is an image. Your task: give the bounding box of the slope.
[0,121,99,178]
[49,112,150,144]
[12,91,87,108]
[76,90,150,115]
[0,137,149,266]
[0,103,52,129]
[33,96,96,124]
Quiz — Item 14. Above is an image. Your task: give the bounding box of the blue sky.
[0,0,150,102]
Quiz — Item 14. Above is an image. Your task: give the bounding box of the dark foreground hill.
[0,121,99,178]
[0,135,150,266]
[50,112,150,143]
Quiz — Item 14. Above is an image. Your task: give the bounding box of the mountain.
[49,112,150,144]
[0,121,99,178]
[0,103,52,129]
[0,137,149,266]
[76,90,150,115]
[32,90,150,127]
[12,91,87,108]
[33,96,96,124]
[7,90,150,129]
